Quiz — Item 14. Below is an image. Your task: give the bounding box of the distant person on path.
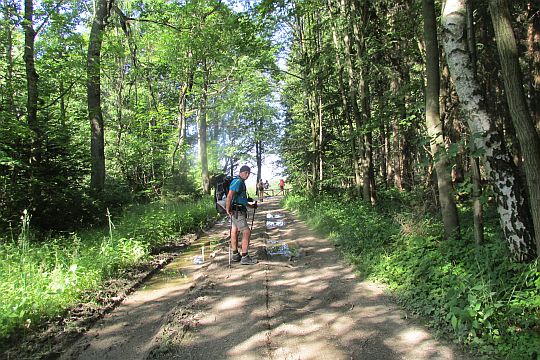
[257,179,265,202]
[264,180,269,190]
[279,178,285,194]
[226,165,258,265]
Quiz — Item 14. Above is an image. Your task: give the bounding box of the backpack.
[214,175,247,214]
[214,175,234,214]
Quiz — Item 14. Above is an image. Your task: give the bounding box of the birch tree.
[441,0,536,260]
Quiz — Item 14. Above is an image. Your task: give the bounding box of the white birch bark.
[441,0,535,260]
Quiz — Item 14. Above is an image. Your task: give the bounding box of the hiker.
[264,180,269,190]
[257,179,265,202]
[279,178,285,194]
[226,165,258,265]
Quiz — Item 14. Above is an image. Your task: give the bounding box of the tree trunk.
[466,0,485,245]
[199,61,210,195]
[87,0,111,192]
[422,0,460,239]
[351,0,373,203]
[256,138,262,184]
[23,0,39,162]
[380,119,389,189]
[172,69,193,173]
[23,0,42,211]
[391,119,403,190]
[339,0,364,197]
[295,11,316,193]
[471,157,485,244]
[489,0,540,257]
[442,0,536,261]
[527,1,540,135]
[3,0,15,116]
[327,2,362,195]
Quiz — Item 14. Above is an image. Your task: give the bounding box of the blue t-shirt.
[229,178,247,206]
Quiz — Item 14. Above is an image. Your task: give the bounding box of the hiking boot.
[231,252,241,262]
[240,254,258,265]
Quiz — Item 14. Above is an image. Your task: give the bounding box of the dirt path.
[60,197,469,360]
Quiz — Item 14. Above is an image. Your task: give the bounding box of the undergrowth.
[0,197,217,341]
[285,191,540,359]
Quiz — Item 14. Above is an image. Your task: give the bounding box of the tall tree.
[87,0,112,192]
[442,0,536,261]
[198,59,210,194]
[489,0,540,257]
[3,0,16,116]
[466,1,485,245]
[527,1,540,134]
[327,0,361,196]
[23,0,43,212]
[23,0,39,163]
[422,0,460,239]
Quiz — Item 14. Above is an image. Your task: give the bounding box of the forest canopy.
[0,0,280,230]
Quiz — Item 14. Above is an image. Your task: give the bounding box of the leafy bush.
[285,192,540,359]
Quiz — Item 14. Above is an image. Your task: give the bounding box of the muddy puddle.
[142,234,223,291]
[265,212,300,260]
[139,210,299,288]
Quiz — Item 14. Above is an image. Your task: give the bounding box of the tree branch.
[41,80,76,109]
[124,17,190,32]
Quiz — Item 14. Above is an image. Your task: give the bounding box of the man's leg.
[230,223,241,262]
[241,228,251,254]
[231,223,239,250]
[238,213,257,265]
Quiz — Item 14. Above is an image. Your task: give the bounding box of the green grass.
[0,197,218,341]
[285,192,540,359]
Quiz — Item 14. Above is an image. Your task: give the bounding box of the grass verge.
[0,197,218,342]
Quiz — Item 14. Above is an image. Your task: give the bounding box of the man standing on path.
[226,165,258,265]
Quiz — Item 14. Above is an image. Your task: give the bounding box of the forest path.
[60,197,468,360]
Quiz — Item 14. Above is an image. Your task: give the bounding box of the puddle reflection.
[266,212,286,230]
[142,236,221,291]
[266,220,286,229]
[264,212,301,259]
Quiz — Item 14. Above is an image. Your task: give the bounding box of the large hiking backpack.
[214,175,247,214]
[214,175,233,214]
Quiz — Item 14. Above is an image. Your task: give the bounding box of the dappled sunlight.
[216,296,248,311]
[273,341,347,360]
[272,314,336,336]
[314,247,336,253]
[327,315,356,334]
[226,330,269,356]
[388,327,457,360]
[397,328,429,345]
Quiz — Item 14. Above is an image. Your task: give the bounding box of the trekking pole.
[228,215,232,267]
[250,201,258,230]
